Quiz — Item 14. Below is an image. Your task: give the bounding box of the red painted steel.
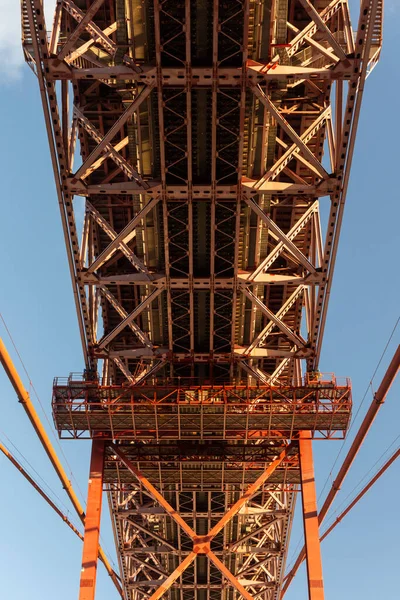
[298,432,324,600]
[20,1,384,599]
[79,440,106,600]
[0,337,122,595]
[282,344,400,596]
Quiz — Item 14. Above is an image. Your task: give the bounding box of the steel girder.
[108,442,296,600]
[22,0,383,385]
[22,1,382,600]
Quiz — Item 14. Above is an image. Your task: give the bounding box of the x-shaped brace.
[112,443,292,600]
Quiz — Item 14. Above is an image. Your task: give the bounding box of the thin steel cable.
[0,431,80,527]
[99,532,119,570]
[0,433,120,570]
[286,317,400,570]
[0,314,121,570]
[0,312,86,504]
[323,433,400,529]
[285,535,304,572]
[286,435,400,572]
[1,399,119,570]
[317,314,400,502]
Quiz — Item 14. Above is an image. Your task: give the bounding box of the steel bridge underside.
[22,0,382,599]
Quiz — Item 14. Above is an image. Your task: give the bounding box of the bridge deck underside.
[70,0,339,386]
[22,0,382,597]
[109,475,297,600]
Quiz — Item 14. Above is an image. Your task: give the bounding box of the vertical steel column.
[298,432,324,600]
[79,440,106,600]
[154,0,173,376]
[185,0,195,368]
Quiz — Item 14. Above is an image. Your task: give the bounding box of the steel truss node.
[21,0,382,599]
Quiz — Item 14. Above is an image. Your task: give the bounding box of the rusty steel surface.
[21,0,383,599]
[52,377,352,440]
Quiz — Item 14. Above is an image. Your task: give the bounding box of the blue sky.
[0,1,399,599]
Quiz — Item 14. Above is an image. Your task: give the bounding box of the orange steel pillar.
[79,440,106,600]
[299,432,324,600]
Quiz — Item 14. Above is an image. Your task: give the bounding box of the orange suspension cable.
[0,336,123,597]
[281,344,400,597]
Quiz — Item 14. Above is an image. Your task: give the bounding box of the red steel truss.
[52,376,352,441]
[21,1,383,599]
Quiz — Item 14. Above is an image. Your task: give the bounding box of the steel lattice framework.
[21,1,383,600]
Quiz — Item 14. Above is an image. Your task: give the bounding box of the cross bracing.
[21,1,383,599]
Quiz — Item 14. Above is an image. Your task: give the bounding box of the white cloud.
[0,0,54,81]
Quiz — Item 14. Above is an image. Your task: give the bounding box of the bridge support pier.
[299,431,325,600]
[79,440,105,600]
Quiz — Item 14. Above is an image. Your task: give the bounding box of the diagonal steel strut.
[112,443,292,598]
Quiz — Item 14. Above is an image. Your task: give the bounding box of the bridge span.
[20,1,383,600]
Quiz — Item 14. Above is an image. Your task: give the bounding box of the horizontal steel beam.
[120,547,282,555]
[83,273,323,288]
[47,61,355,83]
[68,180,333,197]
[100,348,314,360]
